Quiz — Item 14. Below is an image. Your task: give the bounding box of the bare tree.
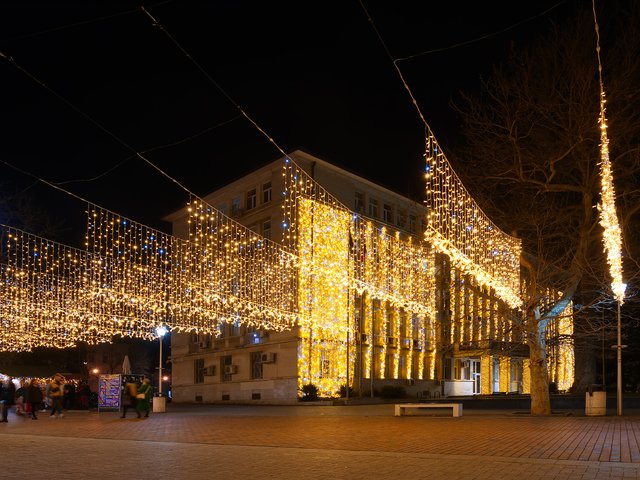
[450,2,640,414]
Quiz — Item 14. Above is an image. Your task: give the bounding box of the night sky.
[1,1,583,246]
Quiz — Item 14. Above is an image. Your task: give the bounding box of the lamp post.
[616,284,626,417]
[617,299,622,416]
[153,326,168,413]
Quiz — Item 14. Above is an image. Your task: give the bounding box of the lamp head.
[156,326,168,337]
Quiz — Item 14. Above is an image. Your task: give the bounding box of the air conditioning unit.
[260,352,276,363]
[223,365,238,375]
[203,365,216,376]
[199,341,210,349]
[386,336,397,346]
[412,339,421,349]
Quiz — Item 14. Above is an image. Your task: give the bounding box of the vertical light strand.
[592,2,625,303]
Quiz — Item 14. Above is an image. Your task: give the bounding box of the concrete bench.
[394,403,463,417]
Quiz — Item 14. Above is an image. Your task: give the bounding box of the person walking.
[48,373,65,418]
[136,378,153,418]
[25,379,43,420]
[0,377,16,422]
[120,377,139,418]
[15,379,27,416]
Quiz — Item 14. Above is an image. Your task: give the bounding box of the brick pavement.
[3,404,640,479]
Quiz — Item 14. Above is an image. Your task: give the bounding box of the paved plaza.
[4,403,640,479]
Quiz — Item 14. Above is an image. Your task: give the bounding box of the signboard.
[98,374,122,410]
[98,374,147,412]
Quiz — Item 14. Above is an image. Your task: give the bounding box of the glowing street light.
[156,325,168,395]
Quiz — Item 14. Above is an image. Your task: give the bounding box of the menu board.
[98,374,121,410]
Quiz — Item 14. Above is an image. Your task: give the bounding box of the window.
[248,223,258,233]
[221,355,232,382]
[383,204,392,223]
[354,191,365,213]
[246,188,257,210]
[251,351,263,379]
[194,358,205,384]
[217,202,228,216]
[368,198,378,218]
[262,181,272,204]
[262,219,271,240]
[396,210,406,228]
[231,196,241,217]
[409,215,416,232]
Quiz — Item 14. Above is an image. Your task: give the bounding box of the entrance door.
[471,359,481,394]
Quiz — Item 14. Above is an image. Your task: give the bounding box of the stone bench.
[394,402,463,417]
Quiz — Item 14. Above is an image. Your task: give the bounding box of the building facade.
[166,150,573,404]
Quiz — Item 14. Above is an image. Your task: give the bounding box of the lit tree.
[450,2,640,414]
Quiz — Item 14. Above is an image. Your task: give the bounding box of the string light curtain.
[184,195,299,331]
[85,201,299,337]
[282,156,436,396]
[1,224,157,352]
[296,197,352,395]
[424,133,522,309]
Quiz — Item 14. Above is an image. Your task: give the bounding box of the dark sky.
[1,0,583,245]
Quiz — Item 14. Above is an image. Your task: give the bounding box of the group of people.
[2,374,155,421]
[121,377,153,418]
[0,375,58,421]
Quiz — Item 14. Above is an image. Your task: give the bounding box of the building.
[165,149,573,404]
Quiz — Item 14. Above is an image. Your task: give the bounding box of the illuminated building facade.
[166,150,573,403]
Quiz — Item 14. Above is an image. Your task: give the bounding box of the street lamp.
[153,326,168,413]
[156,325,168,395]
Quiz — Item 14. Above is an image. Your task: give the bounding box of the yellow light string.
[85,200,299,339]
[424,133,522,308]
[282,155,436,395]
[0,224,158,352]
[593,1,625,303]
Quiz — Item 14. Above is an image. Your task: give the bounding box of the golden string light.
[592,2,625,303]
[283,157,436,396]
[0,224,157,352]
[424,133,522,309]
[85,200,299,337]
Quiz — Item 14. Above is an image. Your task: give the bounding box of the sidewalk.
[3,404,640,479]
